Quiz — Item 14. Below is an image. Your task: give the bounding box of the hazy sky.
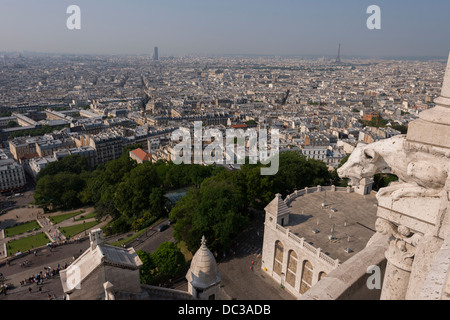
[1,0,450,58]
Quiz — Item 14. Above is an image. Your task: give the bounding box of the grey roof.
[60,242,142,293]
[99,244,142,268]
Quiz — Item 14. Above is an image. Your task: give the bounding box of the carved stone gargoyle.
[337,134,450,201]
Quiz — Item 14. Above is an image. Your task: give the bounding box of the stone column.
[375,220,419,300]
[380,237,415,300]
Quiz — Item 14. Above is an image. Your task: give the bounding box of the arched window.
[318,271,327,281]
[300,260,313,294]
[286,250,298,287]
[273,240,284,276]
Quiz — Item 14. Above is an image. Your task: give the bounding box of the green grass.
[7,233,50,255]
[59,220,99,238]
[74,212,97,221]
[49,211,84,224]
[177,241,193,262]
[4,221,41,237]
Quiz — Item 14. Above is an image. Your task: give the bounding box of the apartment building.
[0,158,27,192]
[36,138,76,157]
[300,145,328,161]
[68,146,98,169]
[28,156,58,178]
[88,131,123,165]
[9,136,53,161]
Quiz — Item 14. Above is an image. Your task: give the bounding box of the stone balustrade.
[284,185,354,206]
[276,219,339,268]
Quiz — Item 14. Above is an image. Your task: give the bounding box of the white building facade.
[261,192,340,298]
[0,158,27,192]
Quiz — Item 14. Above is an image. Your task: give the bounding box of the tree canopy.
[170,151,333,254]
[34,149,335,255]
[136,242,185,285]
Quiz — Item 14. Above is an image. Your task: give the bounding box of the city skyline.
[1,0,450,58]
[1,0,450,304]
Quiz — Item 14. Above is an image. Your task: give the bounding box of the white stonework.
[260,186,377,299]
[60,231,219,300]
[335,52,450,300]
[186,236,221,300]
[60,229,143,300]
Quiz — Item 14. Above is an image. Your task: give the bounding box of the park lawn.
[7,232,50,255]
[177,241,193,262]
[50,210,84,224]
[59,220,99,238]
[74,212,97,221]
[4,221,41,237]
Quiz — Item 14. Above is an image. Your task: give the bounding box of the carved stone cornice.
[385,238,415,272]
[375,218,421,272]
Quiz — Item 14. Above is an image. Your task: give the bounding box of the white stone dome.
[186,236,221,289]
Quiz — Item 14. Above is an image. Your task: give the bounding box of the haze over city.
[1,0,450,307]
[1,0,450,58]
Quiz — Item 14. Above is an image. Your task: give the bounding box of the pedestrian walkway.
[238,243,262,256]
[36,215,65,243]
[0,257,70,300]
[0,207,105,261]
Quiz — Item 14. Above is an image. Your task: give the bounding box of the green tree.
[7,121,18,128]
[272,151,331,197]
[239,164,273,209]
[114,162,160,218]
[83,154,137,216]
[152,242,185,278]
[148,187,167,218]
[34,172,85,209]
[373,173,398,191]
[37,155,90,181]
[136,250,156,284]
[171,174,249,254]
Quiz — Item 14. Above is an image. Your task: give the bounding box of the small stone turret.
[186,236,221,300]
[264,193,290,227]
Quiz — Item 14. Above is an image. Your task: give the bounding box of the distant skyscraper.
[153,47,159,61]
[336,43,341,64]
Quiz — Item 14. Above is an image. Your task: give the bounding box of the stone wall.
[261,185,347,299]
[299,233,389,300]
[418,233,450,300]
[65,263,142,300]
[65,264,105,300]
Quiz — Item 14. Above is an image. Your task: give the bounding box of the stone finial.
[407,50,450,145]
[435,51,450,106]
[201,235,207,247]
